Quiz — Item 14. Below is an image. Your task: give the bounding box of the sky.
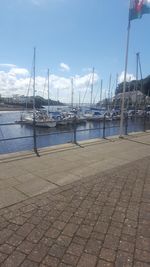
[0,0,150,103]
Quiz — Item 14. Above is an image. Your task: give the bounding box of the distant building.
[115,91,144,103]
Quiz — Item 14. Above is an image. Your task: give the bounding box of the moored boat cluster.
[17,106,150,128]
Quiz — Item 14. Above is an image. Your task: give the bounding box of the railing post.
[103,115,106,139]
[143,111,146,132]
[125,112,128,135]
[33,113,39,156]
[73,115,77,144]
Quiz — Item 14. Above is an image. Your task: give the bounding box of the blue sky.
[0,0,150,103]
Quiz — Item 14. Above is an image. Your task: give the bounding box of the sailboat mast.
[114,73,118,109]
[135,52,139,113]
[100,79,103,109]
[47,68,50,114]
[138,54,144,108]
[57,88,59,102]
[71,78,74,109]
[79,91,81,108]
[32,47,38,154]
[33,47,36,111]
[108,74,111,112]
[127,76,131,110]
[90,67,95,108]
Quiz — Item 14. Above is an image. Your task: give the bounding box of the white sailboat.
[20,49,56,128]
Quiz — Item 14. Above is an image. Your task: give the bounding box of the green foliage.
[116,75,150,96]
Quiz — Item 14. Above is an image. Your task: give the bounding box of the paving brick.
[75,208,89,219]
[90,231,105,241]
[56,235,72,248]
[9,216,27,226]
[120,233,135,244]
[76,225,93,239]
[27,215,42,225]
[17,240,35,254]
[97,260,114,267]
[0,222,9,231]
[72,236,87,246]
[27,228,45,243]
[67,242,84,256]
[7,223,19,231]
[69,216,83,225]
[2,251,26,267]
[83,218,95,226]
[135,249,150,263]
[100,248,116,262]
[0,252,8,264]
[58,263,72,267]
[49,244,66,259]
[124,218,138,229]
[37,220,50,231]
[77,253,97,267]
[136,236,150,252]
[58,212,73,223]
[122,225,136,236]
[63,223,79,237]
[28,243,49,263]
[0,244,15,255]
[94,221,109,234]
[119,240,134,253]
[115,250,133,267]
[107,226,122,237]
[53,220,66,231]
[62,253,79,266]
[0,229,13,245]
[6,234,24,247]
[133,261,150,267]
[42,255,60,266]
[137,224,150,238]
[45,227,61,239]
[40,237,54,247]
[110,221,123,229]
[21,259,39,267]
[16,223,35,237]
[103,234,119,251]
[84,239,102,255]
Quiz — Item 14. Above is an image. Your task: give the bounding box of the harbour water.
[0,107,149,154]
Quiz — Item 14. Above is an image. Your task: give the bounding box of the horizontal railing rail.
[0,124,123,141]
[0,115,149,155]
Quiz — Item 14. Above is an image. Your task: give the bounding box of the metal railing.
[0,114,149,156]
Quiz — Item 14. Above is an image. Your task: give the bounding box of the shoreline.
[0,104,27,111]
[0,104,65,112]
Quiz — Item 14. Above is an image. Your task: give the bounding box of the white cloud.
[59,63,70,72]
[118,71,136,83]
[0,65,99,103]
[74,73,99,89]
[0,64,17,69]
[9,68,29,76]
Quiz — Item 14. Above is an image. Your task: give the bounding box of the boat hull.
[20,119,56,128]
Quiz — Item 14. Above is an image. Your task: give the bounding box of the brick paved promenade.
[0,155,150,266]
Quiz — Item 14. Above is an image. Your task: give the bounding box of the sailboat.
[20,49,56,128]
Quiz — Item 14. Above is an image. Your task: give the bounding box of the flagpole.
[120,11,131,137]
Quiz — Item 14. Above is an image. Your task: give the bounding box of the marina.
[0,107,149,154]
